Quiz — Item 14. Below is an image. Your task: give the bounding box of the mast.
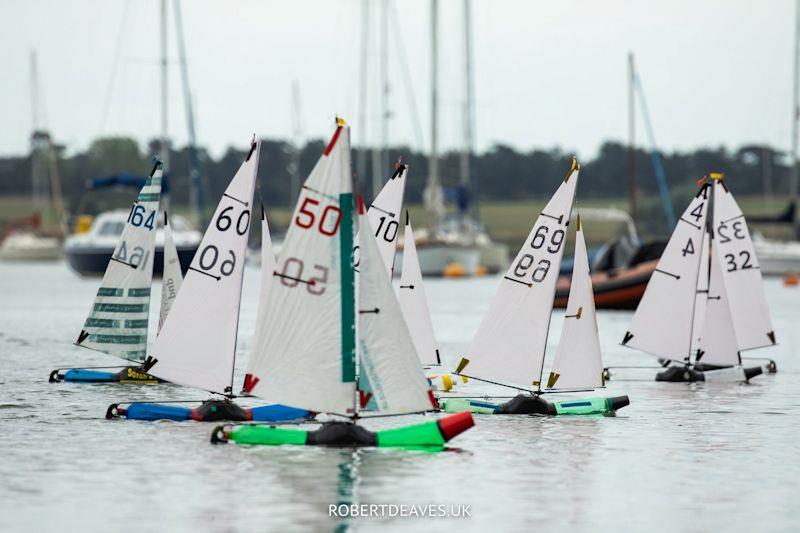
[461,0,476,222]
[173,0,205,222]
[627,52,636,227]
[160,0,169,173]
[429,0,439,190]
[290,80,303,203]
[379,0,390,191]
[357,0,370,192]
[791,0,800,235]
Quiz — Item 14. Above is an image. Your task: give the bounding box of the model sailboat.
[50,160,175,384]
[440,159,629,416]
[620,174,773,382]
[213,119,473,447]
[106,140,310,422]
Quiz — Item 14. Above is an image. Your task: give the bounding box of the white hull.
[395,244,480,277]
[702,366,753,383]
[0,233,62,261]
[753,236,800,275]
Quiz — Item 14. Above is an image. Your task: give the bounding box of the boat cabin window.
[98,221,125,236]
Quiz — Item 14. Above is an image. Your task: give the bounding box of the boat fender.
[654,366,705,382]
[191,400,250,422]
[48,370,61,383]
[608,396,630,411]
[105,403,124,419]
[743,366,763,381]
[306,422,378,446]
[499,394,557,415]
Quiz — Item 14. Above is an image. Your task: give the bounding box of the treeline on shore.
[0,136,789,227]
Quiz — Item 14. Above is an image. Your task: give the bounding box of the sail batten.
[75,164,163,362]
[457,163,579,388]
[147,142,260,395]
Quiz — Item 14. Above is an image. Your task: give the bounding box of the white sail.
[357,211,436,414]
[711,178,775,351]
[696,237,740,366]
[546,216,603,390]
[245,208,278,368]
[456,161,579,388]
[245,122,356,414]
[622,182,710,361]
[691,227,711,351]
[75,162,163,362]
[366,163,408,278]
[146,142,260,394]
[158,213,183,333]
[398,214,441,366]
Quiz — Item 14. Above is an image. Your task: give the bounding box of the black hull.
[65,246,197,277]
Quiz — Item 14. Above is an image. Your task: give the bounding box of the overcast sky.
[0,0,796,161]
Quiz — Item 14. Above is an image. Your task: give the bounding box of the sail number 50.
[295,197,342,236]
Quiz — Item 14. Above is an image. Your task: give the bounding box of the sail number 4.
[511,225,565,283]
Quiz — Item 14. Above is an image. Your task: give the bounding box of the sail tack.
[75,162,163,362]
[245,123,356,414]
[366,164,408,278]
[456,162,579,388]
[547,217,603,390]
[399,214,440,366]
[158,213,183,333]
[623,182,711,362]
[711,179,775,351]
[146,142,260,395]
[357,211,436,414]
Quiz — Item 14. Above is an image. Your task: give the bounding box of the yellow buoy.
[474,265,489,277]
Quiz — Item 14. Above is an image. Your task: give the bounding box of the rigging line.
[399,284,414,289]
[110,257,137,269]
[389,0,425,150]
[222,193,249,206]
[51,365,129,371]
[503,276,532,287]
[654,268,680,279]
[356,410,434,419]
[97,0,132,134]
[188,266,220,280]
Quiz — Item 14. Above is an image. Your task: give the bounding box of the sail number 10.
[295,197,342,236]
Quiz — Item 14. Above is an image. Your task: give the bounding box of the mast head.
[564,156,580,182]
[336,116,347,127]
[710,172,725,181]
[575,213,582,231]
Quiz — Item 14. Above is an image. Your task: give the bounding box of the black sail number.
[724,251,754,272]
[717,221,745,244]
[197,245,237,277]
[512,254,552,284]
[531,225,566,254]
[374,216,399,243]
[216,205,251,236]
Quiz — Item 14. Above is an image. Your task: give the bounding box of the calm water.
[0,262,798,532]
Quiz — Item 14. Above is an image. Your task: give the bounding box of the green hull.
[214,411,475,448]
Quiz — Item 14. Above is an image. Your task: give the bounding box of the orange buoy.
[474,265,489,277]
[443,262,467,278]
[783,273,800,287]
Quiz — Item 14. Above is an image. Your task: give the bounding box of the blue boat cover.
[249,405,313,422]
[125,403,192,421]
[63,369,117,382]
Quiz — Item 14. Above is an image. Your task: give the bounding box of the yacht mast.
[160,0,169,173]
[627,52,636,227]
[357,0,370,190]
[791,0,800,235]
[461,0,476,220]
